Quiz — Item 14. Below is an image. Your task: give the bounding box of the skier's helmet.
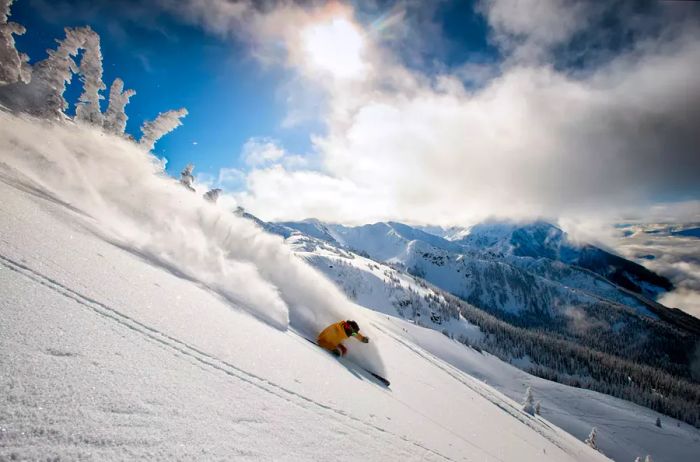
[347,320,360,333]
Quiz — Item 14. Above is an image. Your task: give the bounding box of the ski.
[302,336,390,387]
[366,371,391,387]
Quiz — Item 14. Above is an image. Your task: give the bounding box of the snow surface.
[325,222,462,261]
[0,113,612,461]
[287,233,700,462]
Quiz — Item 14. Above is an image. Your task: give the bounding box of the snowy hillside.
[278,220,699,385]
[3,0,699,460]
[284,233,700,462]
[0,112,619,461]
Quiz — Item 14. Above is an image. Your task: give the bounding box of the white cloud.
[217,166,246,189]
[235,165,393,223]
[161,1,700,228]
[156,0,250,39]
[659,288,700,319]
[240,30,700,224]
[480,0,594,62]
[156,0,357,72]
[242,137,286,166]
[281,154,309,170]
[614,223,700,317]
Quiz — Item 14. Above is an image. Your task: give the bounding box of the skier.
[317,320,369,357]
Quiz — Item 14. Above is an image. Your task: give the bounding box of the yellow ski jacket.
[317,321,367,351]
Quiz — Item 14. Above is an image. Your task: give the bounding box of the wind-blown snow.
[0,112,381,374]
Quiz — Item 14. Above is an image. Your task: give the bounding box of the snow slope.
[0,113,608,461]
[289,236,700,462]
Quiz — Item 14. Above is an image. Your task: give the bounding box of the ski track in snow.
[0,253,456,461]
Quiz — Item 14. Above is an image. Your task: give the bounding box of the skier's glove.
[362,337,369,343]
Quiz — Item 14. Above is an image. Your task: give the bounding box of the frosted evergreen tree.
[139,108,188,151]
[535,400,541,415]
[655,417,661,428]
[584,427,598,450]
[103,78,135,135]
[180,164,195,191]
[74,30,105,125]
[645,456,653,462]
[0,0,30,85]
[203,188,222,203]
[522,386,535,415]
[0,26,92,117]
[29,27,88,117]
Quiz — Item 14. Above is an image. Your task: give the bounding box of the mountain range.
[238,212,700,427]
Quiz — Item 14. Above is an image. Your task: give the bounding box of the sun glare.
[301,17,366,79]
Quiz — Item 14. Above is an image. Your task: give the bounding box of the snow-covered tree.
[584,427,598,450]
[203,188,222,203]
[645,456,653,462]
[103,78,135,135]
[180,164,195,191]
[74,30,105,125]
[0,0,31,85]
[535,400,541,415]
[655,417,661,428]
[139,108,188,151]
[635,457,641,462]
[522,386,535,415]
[30,27,89,117]
[0,26,92,117]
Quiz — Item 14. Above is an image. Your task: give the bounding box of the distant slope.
[278,218,341,245]
[456,221,673,298]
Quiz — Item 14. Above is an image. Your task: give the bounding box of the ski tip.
[369,372,391,387]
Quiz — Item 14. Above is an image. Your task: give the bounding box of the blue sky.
[12,0,324,178]
[6,0,700,225]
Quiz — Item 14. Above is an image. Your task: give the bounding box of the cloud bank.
[160,0,700,226]
[615,223,700,318]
